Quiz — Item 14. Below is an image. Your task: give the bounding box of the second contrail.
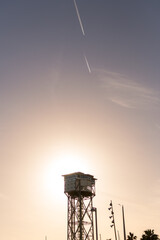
[73,0,85,36]
[84,55,91,73]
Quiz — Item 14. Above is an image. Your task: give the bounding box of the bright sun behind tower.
[42,150,89,202]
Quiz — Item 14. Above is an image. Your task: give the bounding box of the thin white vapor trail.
[73,0,85,36]
[84,55,91,73]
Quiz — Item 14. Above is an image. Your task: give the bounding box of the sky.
[0,1,160,240]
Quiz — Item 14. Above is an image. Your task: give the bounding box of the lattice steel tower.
[63,172,96,240]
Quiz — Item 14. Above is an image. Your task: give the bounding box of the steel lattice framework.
[63,172,96,240]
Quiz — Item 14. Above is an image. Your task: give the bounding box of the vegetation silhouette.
[140,229,159,240]
[127,232,137,240]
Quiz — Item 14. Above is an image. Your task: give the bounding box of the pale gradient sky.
[0,1,160,240]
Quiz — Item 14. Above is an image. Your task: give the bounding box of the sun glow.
[42,151,89,202]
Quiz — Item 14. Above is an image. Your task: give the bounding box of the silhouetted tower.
[63,172,96,240]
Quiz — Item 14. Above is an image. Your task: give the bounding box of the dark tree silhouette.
[141,229,159,240]
[127,232,137,240]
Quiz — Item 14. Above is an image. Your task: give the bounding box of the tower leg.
[67,196,94,240]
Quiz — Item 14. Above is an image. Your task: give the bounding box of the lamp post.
[92,207,98,240]
[108,201,117,240]
[122,205,126,240]
[118,204,126,240]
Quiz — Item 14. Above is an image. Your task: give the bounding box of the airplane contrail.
[84,55,91,73]
[73,0,85,36]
